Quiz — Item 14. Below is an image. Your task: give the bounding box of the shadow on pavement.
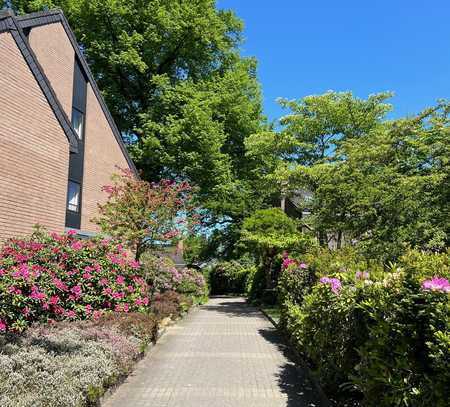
[258,327,330,407]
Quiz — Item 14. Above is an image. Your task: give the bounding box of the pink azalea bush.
[0,229,150,332]
[421,276,450,293]
[141,254,207,300]
[278,248,449,406]
[319,276,342,294]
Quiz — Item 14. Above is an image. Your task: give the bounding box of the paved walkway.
[103,297,328,407]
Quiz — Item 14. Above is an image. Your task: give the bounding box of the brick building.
[0,8,138,241]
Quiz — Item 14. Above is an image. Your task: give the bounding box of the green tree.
[289,102,450,261]
[13,0,268,223]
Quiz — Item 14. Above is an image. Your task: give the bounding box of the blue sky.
[218,1,450,123]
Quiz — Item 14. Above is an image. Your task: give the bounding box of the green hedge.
[209,261,255,295]
[278,249,449,406]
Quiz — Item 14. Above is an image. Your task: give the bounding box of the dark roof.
[0,9,78,153]
[15,9,139,176]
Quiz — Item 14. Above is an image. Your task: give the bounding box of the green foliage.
[248,90,449,262]
[209,260,255,295]
[278,91,393,165]
[278,249,450,406]
[13,0,268,224]
[241,208,307,252]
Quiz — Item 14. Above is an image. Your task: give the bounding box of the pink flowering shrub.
[140,254,207,300]
[0,229,150,332]
[421,276,450,293]
[279,248,449,406]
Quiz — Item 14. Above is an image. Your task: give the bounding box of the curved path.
[103,297,328,407]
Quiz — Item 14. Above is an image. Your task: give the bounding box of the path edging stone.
[259,306,332,407]
[96,305,200,406]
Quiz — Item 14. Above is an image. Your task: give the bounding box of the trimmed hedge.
[209,261,255,295]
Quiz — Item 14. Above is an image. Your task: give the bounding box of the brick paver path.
[103,297,328,407]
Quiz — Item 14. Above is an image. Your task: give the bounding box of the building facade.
[0,9,137,241]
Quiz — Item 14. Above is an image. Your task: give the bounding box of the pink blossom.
[356,271,370,280]
[0,319,7,332]
[22,307,30,316]
[93,310,103,320]
[0,268,5,276]
[53,278,68,291]
[282,257,297,270]
[53,305,65,315]
[82,272,93,280]
[49,295,60,305]
[127,285,135,293]
[67,229,77,236]
[8,286,21,295]
[116,275,125,285]
[108,254,120,264]
[65,310,76,318]
[70,241,83,251]
[320,277,342,294]
[103,287,113,296]
[135,298,144,306]
[299,263,308,269]
[30,285,46,301]
[123,303,129,313]
[129,260,140,269]
[112,291,124,299]
[422,277,450,293]
[50,232,62,240]
[70,285,82,297]
[99,278,108,286]
[85,304,92,315]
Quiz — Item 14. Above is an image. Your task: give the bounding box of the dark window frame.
[67,180,81,213]
[71,106,85,140]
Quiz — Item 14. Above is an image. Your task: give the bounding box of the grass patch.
[261,305,281,325]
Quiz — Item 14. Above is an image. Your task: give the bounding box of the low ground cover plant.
[0,313,157,407]
[0,229,150,332]
[278,249,449,406]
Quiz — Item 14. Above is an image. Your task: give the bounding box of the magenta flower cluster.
[0,231,150,332]
[320,277,342,294]
[281,252,308,271]
[421,277,450,293]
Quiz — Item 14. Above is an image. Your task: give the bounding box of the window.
[67,181,81,212]
[72,108,84,139]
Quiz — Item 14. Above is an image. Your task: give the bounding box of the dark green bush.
[209,261,254,295]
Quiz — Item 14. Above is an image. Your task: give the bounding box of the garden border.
[259,306,331,407]
[95,305,199,407]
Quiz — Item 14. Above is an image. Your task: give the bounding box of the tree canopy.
[13,0,268,222]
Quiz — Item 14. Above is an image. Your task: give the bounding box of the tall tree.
[13,0,268,221]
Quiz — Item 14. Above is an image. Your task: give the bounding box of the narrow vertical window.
[72,108,84,139]
[67,181,81,212]
[65,56,87,230]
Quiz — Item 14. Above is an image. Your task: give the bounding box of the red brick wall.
[0,32,70,242]
[81,84,131,232]
[28,22,74,118]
